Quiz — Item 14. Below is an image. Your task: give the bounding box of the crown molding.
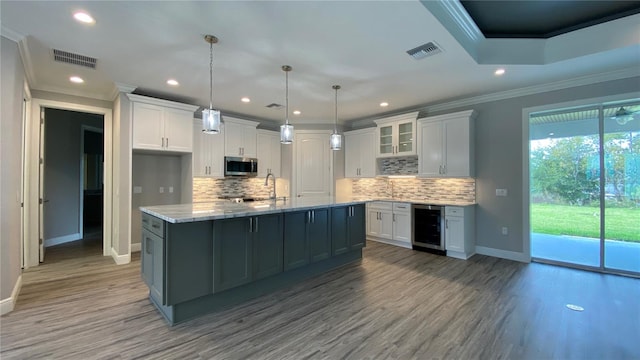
[126,93,199,112]
[110,82,137,101]
[1,25,24,42]
[424,67,640,113]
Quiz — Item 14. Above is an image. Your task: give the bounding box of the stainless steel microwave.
[224,156,258,177]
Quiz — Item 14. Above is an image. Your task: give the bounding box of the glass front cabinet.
[374,112,419,157]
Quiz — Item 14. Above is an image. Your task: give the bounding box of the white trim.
[476,246,530,263]
[131,242,141,252]
[426,67,640,113]
[111,247,131,265]
[446,250,475,260]
[126,93,198,112]
[17,37,36,91]
[26,98,113,267]
[1,25,25,42]
[0,275,22,315]
[44,233,81,247]
[372,111,420,126]
[367,237,412,249]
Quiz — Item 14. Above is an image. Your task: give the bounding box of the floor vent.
[266,103,284,109]
[52,49,97,69]
[406,42,442,60]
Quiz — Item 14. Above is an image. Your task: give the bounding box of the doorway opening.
[41,108,104,263]
[528,99,639,276]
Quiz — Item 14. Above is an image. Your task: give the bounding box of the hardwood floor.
[1,240,638,359]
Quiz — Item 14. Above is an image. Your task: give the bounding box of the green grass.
[531,203,640,242]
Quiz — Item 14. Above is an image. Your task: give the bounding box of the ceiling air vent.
[266,103,284,109]
[406,42,442,60]
[52,49,97,69]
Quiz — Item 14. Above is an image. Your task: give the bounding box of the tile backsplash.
[378,156,418,175]
[352,177,475,203]
[193,177,282,202]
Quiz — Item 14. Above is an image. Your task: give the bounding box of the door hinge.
[39,198,43,204]
[40,109,45,124]
[39,158,43,164]
[39,238,43,245]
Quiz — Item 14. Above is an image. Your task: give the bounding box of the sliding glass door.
[529,100,639,275]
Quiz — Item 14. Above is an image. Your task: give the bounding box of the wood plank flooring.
[1,240,639,359]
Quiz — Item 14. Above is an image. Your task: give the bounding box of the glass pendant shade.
[330,132,342,150]
[280,123,294,144]
[202,108,221,134]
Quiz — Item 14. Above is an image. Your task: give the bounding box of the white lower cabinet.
[444,206,475,259]
[366,201,411,248]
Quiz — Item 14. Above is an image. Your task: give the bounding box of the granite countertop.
[140,197,368,223]
[141,197,476,223]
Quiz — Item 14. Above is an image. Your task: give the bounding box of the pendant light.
[202,35,221,134]
[280,65,294,144]
[330,85,342,150]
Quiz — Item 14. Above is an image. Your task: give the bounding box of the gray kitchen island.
[139,197,366,325]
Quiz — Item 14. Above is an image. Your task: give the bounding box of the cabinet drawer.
[142,213,165,238]
[393,202,411,212]
[445,206,463,216]
[367,201,393,211]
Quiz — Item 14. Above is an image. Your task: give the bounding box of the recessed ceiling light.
[166,79,179,86]
[241,97,251,103]
[380,102,389,107]
[548,132,554,136]
[73,11,95,24]
[494,68,506,76]
[293,110,301,115]
[69,76,84,84]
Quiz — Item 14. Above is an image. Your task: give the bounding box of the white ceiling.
[2,1,639,126]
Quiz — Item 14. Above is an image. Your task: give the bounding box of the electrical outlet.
[502,227,508,235]
[133,186,142,194]
[496,189,508,197]
[159,187,164,193]
[169,186,174,193]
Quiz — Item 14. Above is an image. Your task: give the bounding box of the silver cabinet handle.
[255,217,259,232]
[166,138,169,148]
[307,211,311,223]
[249,217,253,233]
[145,237,152,254]
[312,210,315,223]
[393,214,396,222]
[446,219,449,229]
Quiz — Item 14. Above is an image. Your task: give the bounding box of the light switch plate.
[159,187,164,193]
[169,186,174,193]
[133,186,142,194]
[496,189,507,197]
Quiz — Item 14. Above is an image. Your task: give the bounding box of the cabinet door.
[257,131,280,177]
[213,218,252,292]
[359,131,377,177]
[132,103,164,150]
[445,216,465,252]
[418,121,444,177]
[192,119,208,176]
[377,124,394,157]
[349,204,366,249]
[443,117,471,177]
[242,126,258,157]
[205,124,225,177]
[366,208,382,237]
[379,209,394,239]
[141,229,154,287]
[393,211,412,244]
[396,121,415,156]
[253,214,284,280]
[308,208,330,263]
[163,108,193,152]
[331,206,349,255]
[344,133,360,178]
[284,211,309,271]
[148,231,165,303]
[224,121,244,156]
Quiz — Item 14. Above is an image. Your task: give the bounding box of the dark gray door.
[214,217,252,292]
[253,213,284,280]
[308,208,330,263]
[284,211,309,271]
[349,204,366,250]
[331,206,349,255]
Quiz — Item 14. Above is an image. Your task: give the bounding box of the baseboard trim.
[446,250,476,260]
[475,246,530,263]
[111,247,131,265]
[0,275,22,315]
[131,243,141,253]
[44,233,81,247]
[367,237,412,249]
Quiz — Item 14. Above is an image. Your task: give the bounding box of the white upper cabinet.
[344,128,376,178]
[128,94,198,153]
[224,117,258,157]
[193,118,225,177]
[374,112,419,157]
[257,130,281,177]
[417,110,477,177]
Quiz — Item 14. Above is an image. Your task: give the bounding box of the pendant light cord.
[285,70,289,125]
[334,87,338,133]
[209,41,213,110]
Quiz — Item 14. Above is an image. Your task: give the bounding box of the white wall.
[428,76,640,258]
[43,108,103,245]
[1,36,25,304]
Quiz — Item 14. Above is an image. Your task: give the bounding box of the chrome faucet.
[264,172,276,200]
